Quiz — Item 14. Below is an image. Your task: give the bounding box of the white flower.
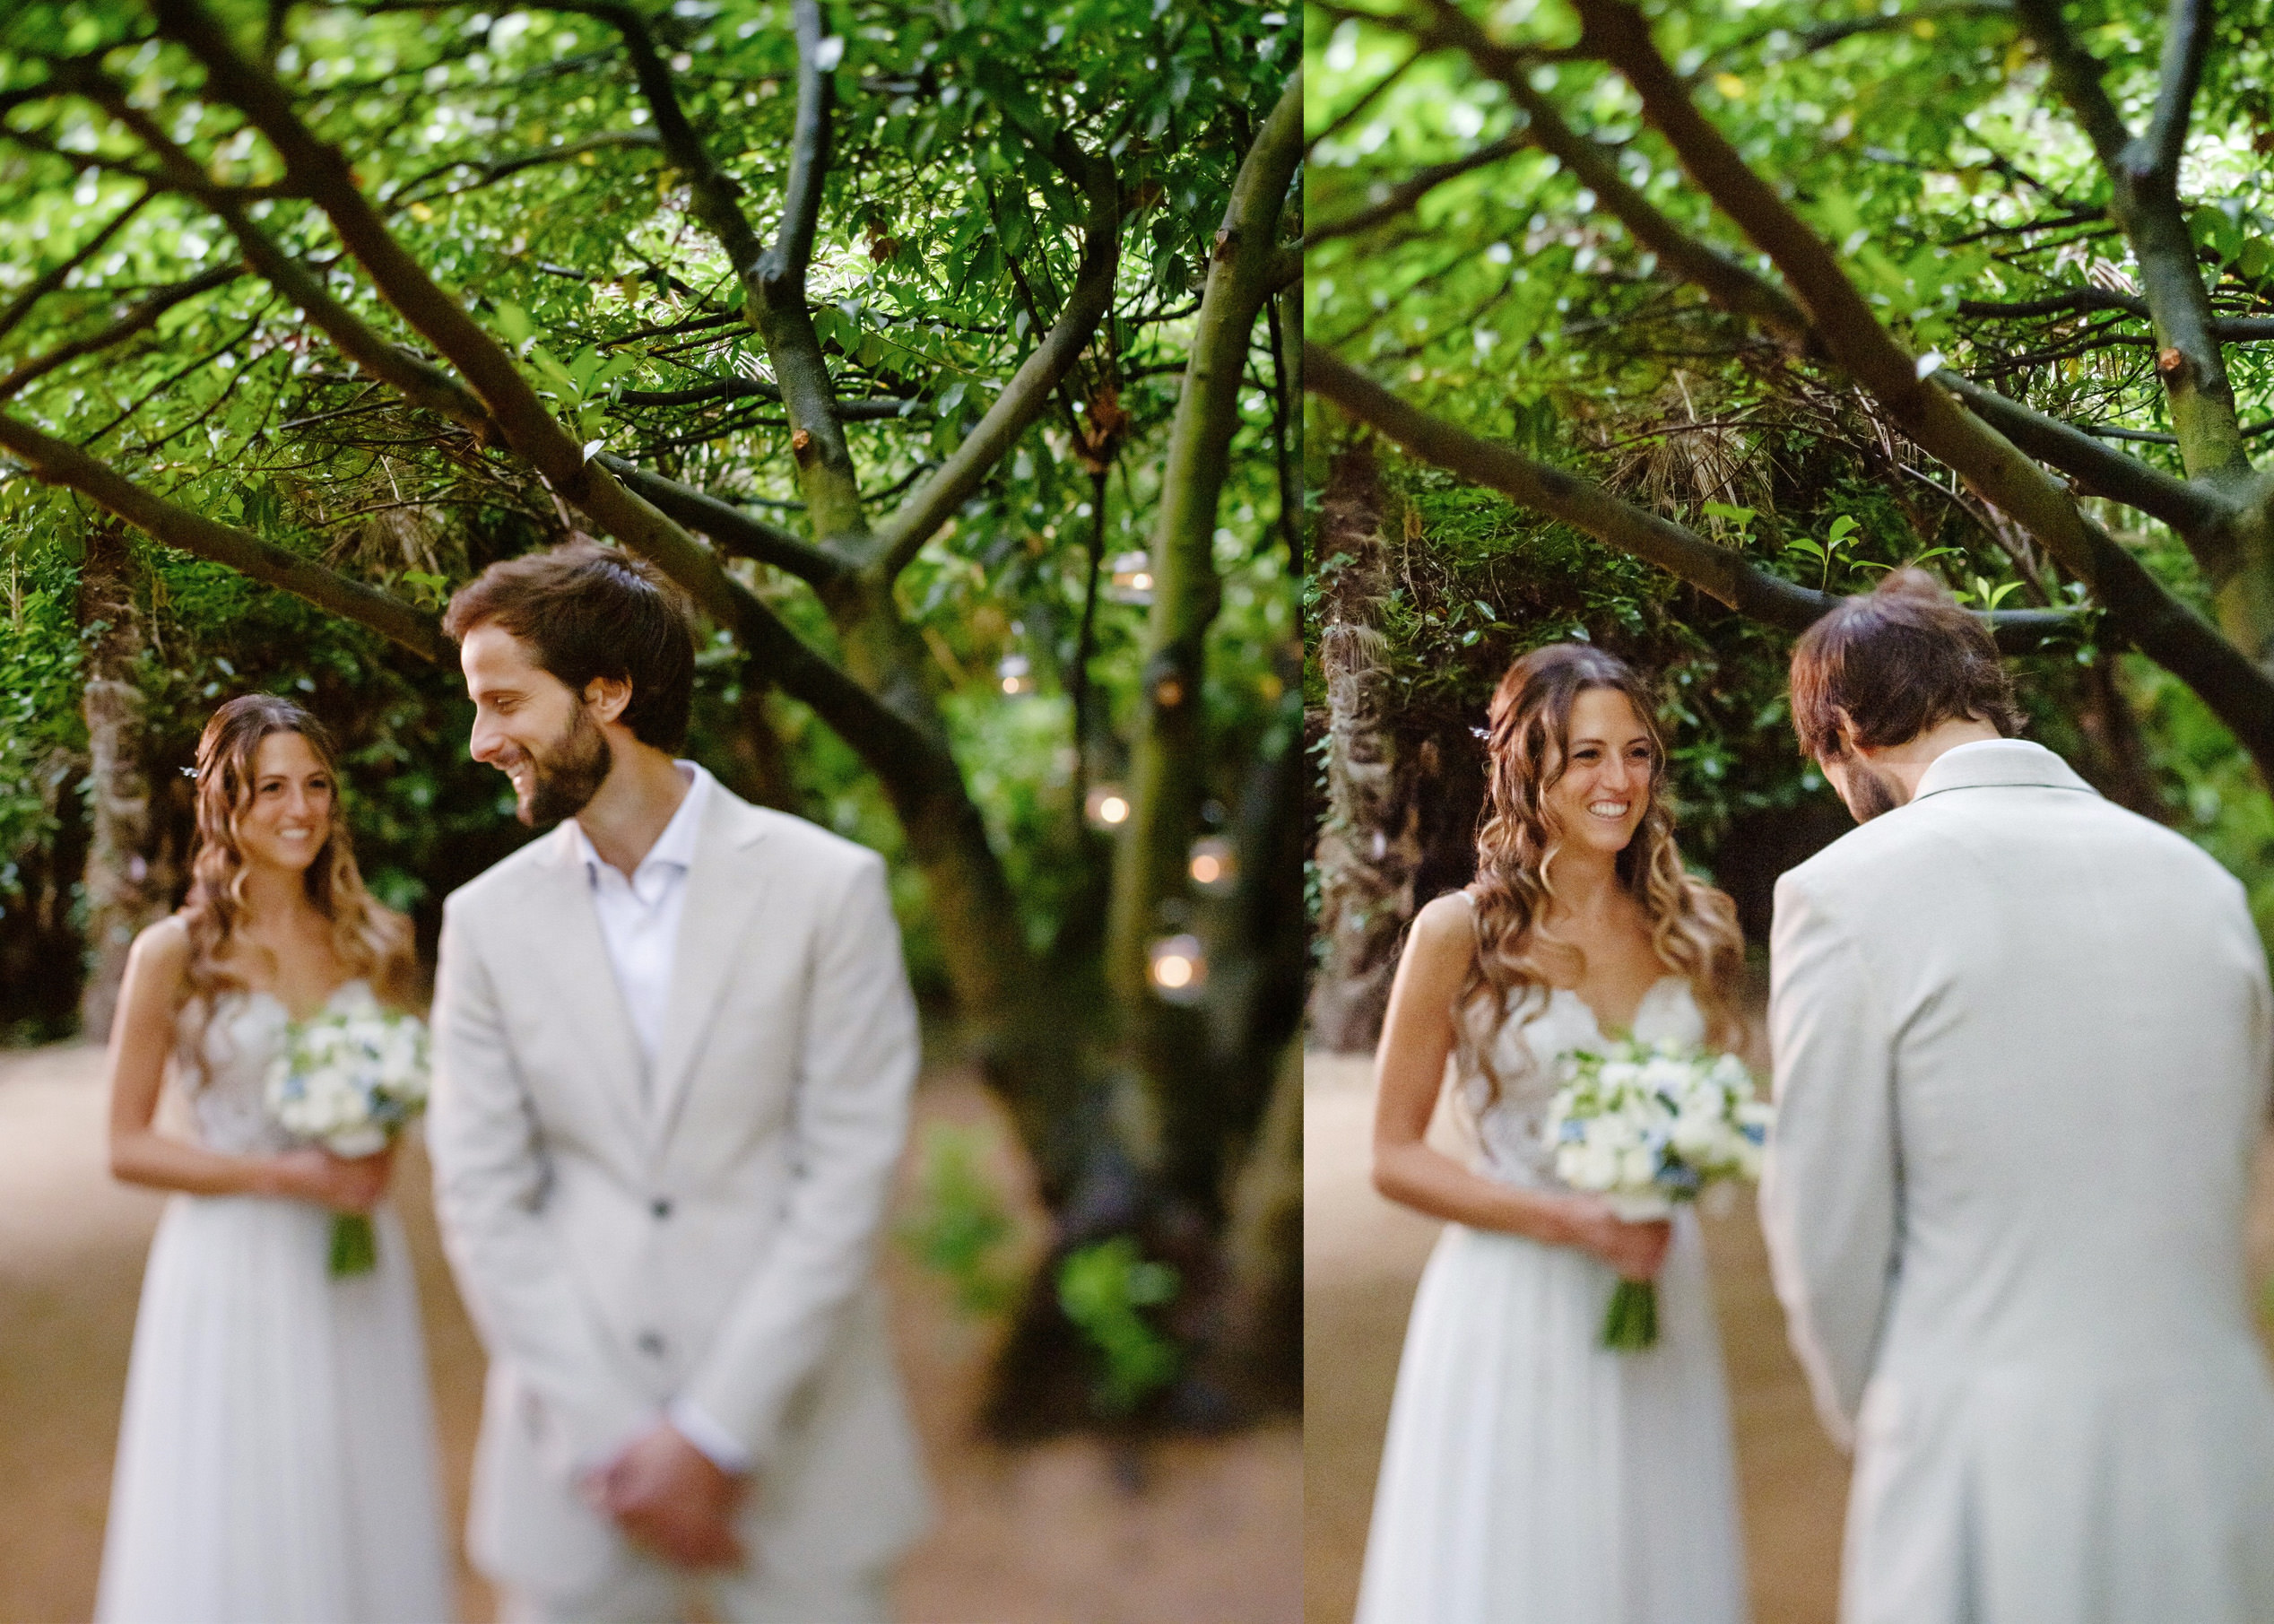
[1567,1142,1620,1192]
[1619,1145,1659,1190]
[266,1005,431,1159]
[1670,1113,1722,1160]
[1543,1038,1773,1208]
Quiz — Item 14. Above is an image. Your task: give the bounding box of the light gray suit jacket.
[1763,740,2274,1624]
[429,783,931,1598]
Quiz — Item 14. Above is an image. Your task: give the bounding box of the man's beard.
[1840,758,1906,823]
[514,702,612,826]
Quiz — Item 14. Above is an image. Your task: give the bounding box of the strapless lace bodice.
[1457,974,1706,1188]
[176,979,378,1156]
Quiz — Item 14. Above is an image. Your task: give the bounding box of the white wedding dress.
[1353,972,1748,1624]
[95,980,454,1624]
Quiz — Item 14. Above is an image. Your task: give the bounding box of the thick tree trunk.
[2072,650,2173,822]
[1306,444,1420,1053]
[1104,73,1302,1204]
[77,525,170,1041]
[1193,1038,1301,1411]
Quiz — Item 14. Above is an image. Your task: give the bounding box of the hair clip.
[181,766,199,779]
[1470,725,1490,741]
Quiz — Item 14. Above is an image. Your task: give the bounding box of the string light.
[1106,551,1155,604]
[1085,784,1132,829]
[1187,837,1237,893]
[1148,934,1208,1004]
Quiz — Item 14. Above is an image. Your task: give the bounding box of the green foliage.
[2131,657,2274,942]
[897,1124,1026,1320]
[0,0,1298,1023]
[0,535,87,912]
[1304,0,2274,943]
[1055,1235,1182,1417]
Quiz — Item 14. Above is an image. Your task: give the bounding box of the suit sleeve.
[428,896,652,1477]
[1759,866,1901,1454]
[681,849,919,1469]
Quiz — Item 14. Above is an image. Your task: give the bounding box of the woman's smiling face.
[236,729,334,875]
[1547,686,1654,857]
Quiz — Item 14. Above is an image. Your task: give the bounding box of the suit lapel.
[646,790,770,1153]
[517,825,650,1152]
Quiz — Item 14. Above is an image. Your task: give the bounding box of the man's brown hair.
[1788,568,2025,760]
[442,540,697,751]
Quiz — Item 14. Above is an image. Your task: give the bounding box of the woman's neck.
[1544,845,1625,925]
[234,860,313,933]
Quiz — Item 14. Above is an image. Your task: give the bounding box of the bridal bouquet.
[1544,1039,1771,1350]
[264,1003,430,1277]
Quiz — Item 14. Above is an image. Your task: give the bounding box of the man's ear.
[583,674,633,726]
[1829,707,1865,761]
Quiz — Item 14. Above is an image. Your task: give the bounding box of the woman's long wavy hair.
[1461,644,1745,1100]
[176,696,415,1083]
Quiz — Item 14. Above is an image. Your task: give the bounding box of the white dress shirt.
[568,761,751,1474]
[570,760,709,1079]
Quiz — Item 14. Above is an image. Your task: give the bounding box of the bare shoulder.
[131,915,191,977]
[1404,891,1480,976]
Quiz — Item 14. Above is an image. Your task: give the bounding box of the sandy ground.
[0,1043,1298,1624]
[1302,1049,2274,1624]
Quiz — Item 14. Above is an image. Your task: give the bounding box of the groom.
[428,541,930,1623]
[1760,569,2274,1623]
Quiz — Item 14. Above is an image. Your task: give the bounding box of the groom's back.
[1792,764,2270,1368]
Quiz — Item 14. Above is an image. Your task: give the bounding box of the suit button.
[637,1331,666,1358]
[651,1198,673,1220]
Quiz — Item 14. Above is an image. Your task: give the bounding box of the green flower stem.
[1601,1278,1659,1351]
[329,1214,377,1278]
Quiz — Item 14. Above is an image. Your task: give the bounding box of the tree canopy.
[1304,0,2274,983]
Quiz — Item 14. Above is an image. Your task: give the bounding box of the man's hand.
[590,1421,748,1568]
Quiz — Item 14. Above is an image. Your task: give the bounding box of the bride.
[95,694,453,1623]
[1354,643,1749,1624]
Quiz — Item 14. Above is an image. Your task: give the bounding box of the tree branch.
[1410,0,1815,349]
[579,0,874,545]
[0,413,446,661]
[0,264,239,404]
[1934,370,2236,543]
[2143,0,2211,183]
[1106,70,1306,1014]
[2013,0,2248,478]
[1311,344,1957,638]
[614,376,920,420]
[2009,0,2133,166]
[85,78,504,439]
[384,128,662,210]
[2076,416,2274,445]
[595,454,851,586]
[1957,286,2147,321]
[0,187,155,343]
[1306,131,1531,246]
[1698,0,2016,77]
[1306,43,1419,156]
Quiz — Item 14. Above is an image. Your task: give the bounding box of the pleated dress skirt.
[1353,1210,1747,1624]
[94,1192,455,1624]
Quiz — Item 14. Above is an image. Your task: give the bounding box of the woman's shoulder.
[1412,887,1479,938]
[1402,890,1481,975]
[130,914,193,975]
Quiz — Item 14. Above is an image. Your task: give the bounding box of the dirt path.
[0,1044,1298,1624]
[1302,1050,2274,1624]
